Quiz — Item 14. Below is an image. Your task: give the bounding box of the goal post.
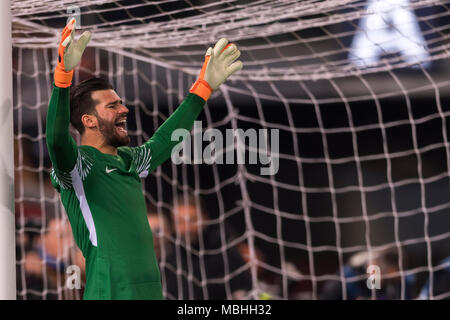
[0,0,16,300]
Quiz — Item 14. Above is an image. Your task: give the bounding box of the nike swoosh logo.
[106,167,118,174]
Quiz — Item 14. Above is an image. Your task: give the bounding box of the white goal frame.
[0,0,16,300]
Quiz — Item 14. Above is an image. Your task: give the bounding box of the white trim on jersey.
[71,165,98,247]
[50,149,97,246]
[132,146,152,177]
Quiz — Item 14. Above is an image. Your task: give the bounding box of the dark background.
[12,0,450,299]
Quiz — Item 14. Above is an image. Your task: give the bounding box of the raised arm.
[131,38,243,175]
[46,19,91,173]
[46,85,78,172]
[141,93,205,173]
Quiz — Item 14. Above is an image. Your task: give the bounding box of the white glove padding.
[61,19,91,72]
[203,38,243,90]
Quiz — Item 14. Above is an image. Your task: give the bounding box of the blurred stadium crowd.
[14,137,450,299]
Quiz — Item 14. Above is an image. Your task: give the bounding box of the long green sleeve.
[46,85,78,173]
[144,93,205,172]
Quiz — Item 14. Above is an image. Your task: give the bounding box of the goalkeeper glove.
[54,18,91,88]
[190,38,243,101]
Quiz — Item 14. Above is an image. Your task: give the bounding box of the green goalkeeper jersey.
[46,85,205,299]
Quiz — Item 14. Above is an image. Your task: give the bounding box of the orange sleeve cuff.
[189,79,212,101]
[54,66,73,88]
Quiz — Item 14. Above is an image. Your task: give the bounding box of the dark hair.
[70,77,113,134]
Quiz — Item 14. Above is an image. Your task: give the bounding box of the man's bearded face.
[96,111,130,148]
[90,89,130,148]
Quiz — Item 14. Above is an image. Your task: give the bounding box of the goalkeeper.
[46,18,242,299]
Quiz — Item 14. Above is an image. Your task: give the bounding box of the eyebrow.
[105,99,122,107]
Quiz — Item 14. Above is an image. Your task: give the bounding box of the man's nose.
[119,104,129,114]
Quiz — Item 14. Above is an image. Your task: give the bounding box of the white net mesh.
[12,0,450,299]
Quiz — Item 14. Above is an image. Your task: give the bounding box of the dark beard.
[96,114,130,148]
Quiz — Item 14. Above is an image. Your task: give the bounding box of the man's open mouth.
[115,119,127,134]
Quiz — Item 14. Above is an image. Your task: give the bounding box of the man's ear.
[81,114,97,131]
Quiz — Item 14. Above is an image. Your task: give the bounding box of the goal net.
[12,0,450,300]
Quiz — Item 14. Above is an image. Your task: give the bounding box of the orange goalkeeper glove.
[54,18,91,88]
[190,38,243,101]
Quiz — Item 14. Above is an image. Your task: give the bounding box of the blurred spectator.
[17,217,85,300]
[282,259,313,300]
[164,193,252,300]
[418,256,450,300]
[320,248,416,300]
[16,219,41,263]
[147,206,173,261]
[14,139,55,219]
[237,242,312,299]
[237,241,281,299]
